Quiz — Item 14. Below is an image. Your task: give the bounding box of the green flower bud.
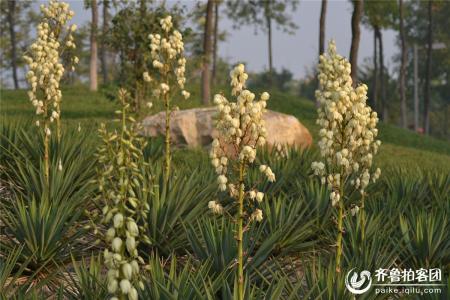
[120,279,131,294]
[126,221,139,237]
[113,213,124,228]
[107,279,118,293]
[129,287,138,300]
[131,260,139,275]
[106,227,115,242]
[112,237,122,252]
[122,263,133,280]
[126,236,136,253]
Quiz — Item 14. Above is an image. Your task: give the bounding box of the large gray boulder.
[141,107,312,148]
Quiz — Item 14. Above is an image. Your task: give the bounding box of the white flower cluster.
[208,200,223,214]
[24,0,77,133]
[96,91,151,300]
[209,64,274,222]
[146,15,190,100]
[311,41,381,208]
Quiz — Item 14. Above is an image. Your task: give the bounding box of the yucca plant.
[303,260,348,300]
[311,41,381,272]
[92,89,151,300]
[139,254,225,300]
[0,193,87,294]
[186,216,292,291]
[137,164,216,256]
[2,128,96,203]
[399,209,449,270]
[64,254,108,300]
[23,0,78,184]
[0,246,36,298]
[259,194,324,257]
[143,14,190,184]
[0,129,95,295]
[209,64,275,300]
[246,146,318,196]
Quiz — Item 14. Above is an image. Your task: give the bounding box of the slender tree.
[265,0,273,75]
[377,28,388,121]
[212,0,220,84]
[319,0,327,56]
[6,0,19,89]
[100,0,109,85]
[363,0,397,119]
[423,0,433,134]
[201,0,214,105]
[413,43,419,131]
[372,29,378,110]
[399,0,408,128]
[349,0,363,85]
[89,0,98,91]
[226,0,298,79]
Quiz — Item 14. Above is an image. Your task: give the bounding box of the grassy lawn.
[2,86,450,173]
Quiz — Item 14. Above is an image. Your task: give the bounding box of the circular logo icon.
[345,268,372,295]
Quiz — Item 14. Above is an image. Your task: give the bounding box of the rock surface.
[141,107,312,148]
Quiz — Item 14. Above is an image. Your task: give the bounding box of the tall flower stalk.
[94,89,151,300]
[209,64,275,300]
[23,0,77,184]
[311,41,381,273]
[144,15,190,184]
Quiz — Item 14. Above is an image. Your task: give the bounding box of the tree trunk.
[423,0,432,134]
[90,0,98,91]
[7,0,19,89]
[212,0,220,85]
[139,0,146,16]
[413,44,419,131]
[319,0,327,56]
[399,0,408,128]
[376,28,387,121]
[372,27,378,110]
[349,0,363,86]
[201,0,214,105]
[266,11,273,75]
[316,0,327,107]
[100,0,109,85]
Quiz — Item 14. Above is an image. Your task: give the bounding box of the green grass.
[2,86,450,173]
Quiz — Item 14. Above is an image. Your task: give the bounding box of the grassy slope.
[2,87,450,172]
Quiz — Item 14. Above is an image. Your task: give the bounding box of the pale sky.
[9,0,399,83]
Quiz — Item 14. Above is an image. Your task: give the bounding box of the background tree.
[399,0,408,128]
[0,0,34,89]
[226,0,298,80]
[423,0,433,134]
[86,0,98,91]
[6,0,18,89]
[110,2,186,112]
[405,0,448,138]
[349,0,363,85]
[212,0,221,84]
[99,0,111,85]
[319,0,327,57]
[201,0,214,105]
[363,0,397,120]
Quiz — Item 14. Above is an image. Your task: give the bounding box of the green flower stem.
[119,103,127,300]
[360,193,366,241]
[164,90,171,184]
[335,184,344,273]
[56,105,61,143]
[44,119,50,187]
[237,161,245,300]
